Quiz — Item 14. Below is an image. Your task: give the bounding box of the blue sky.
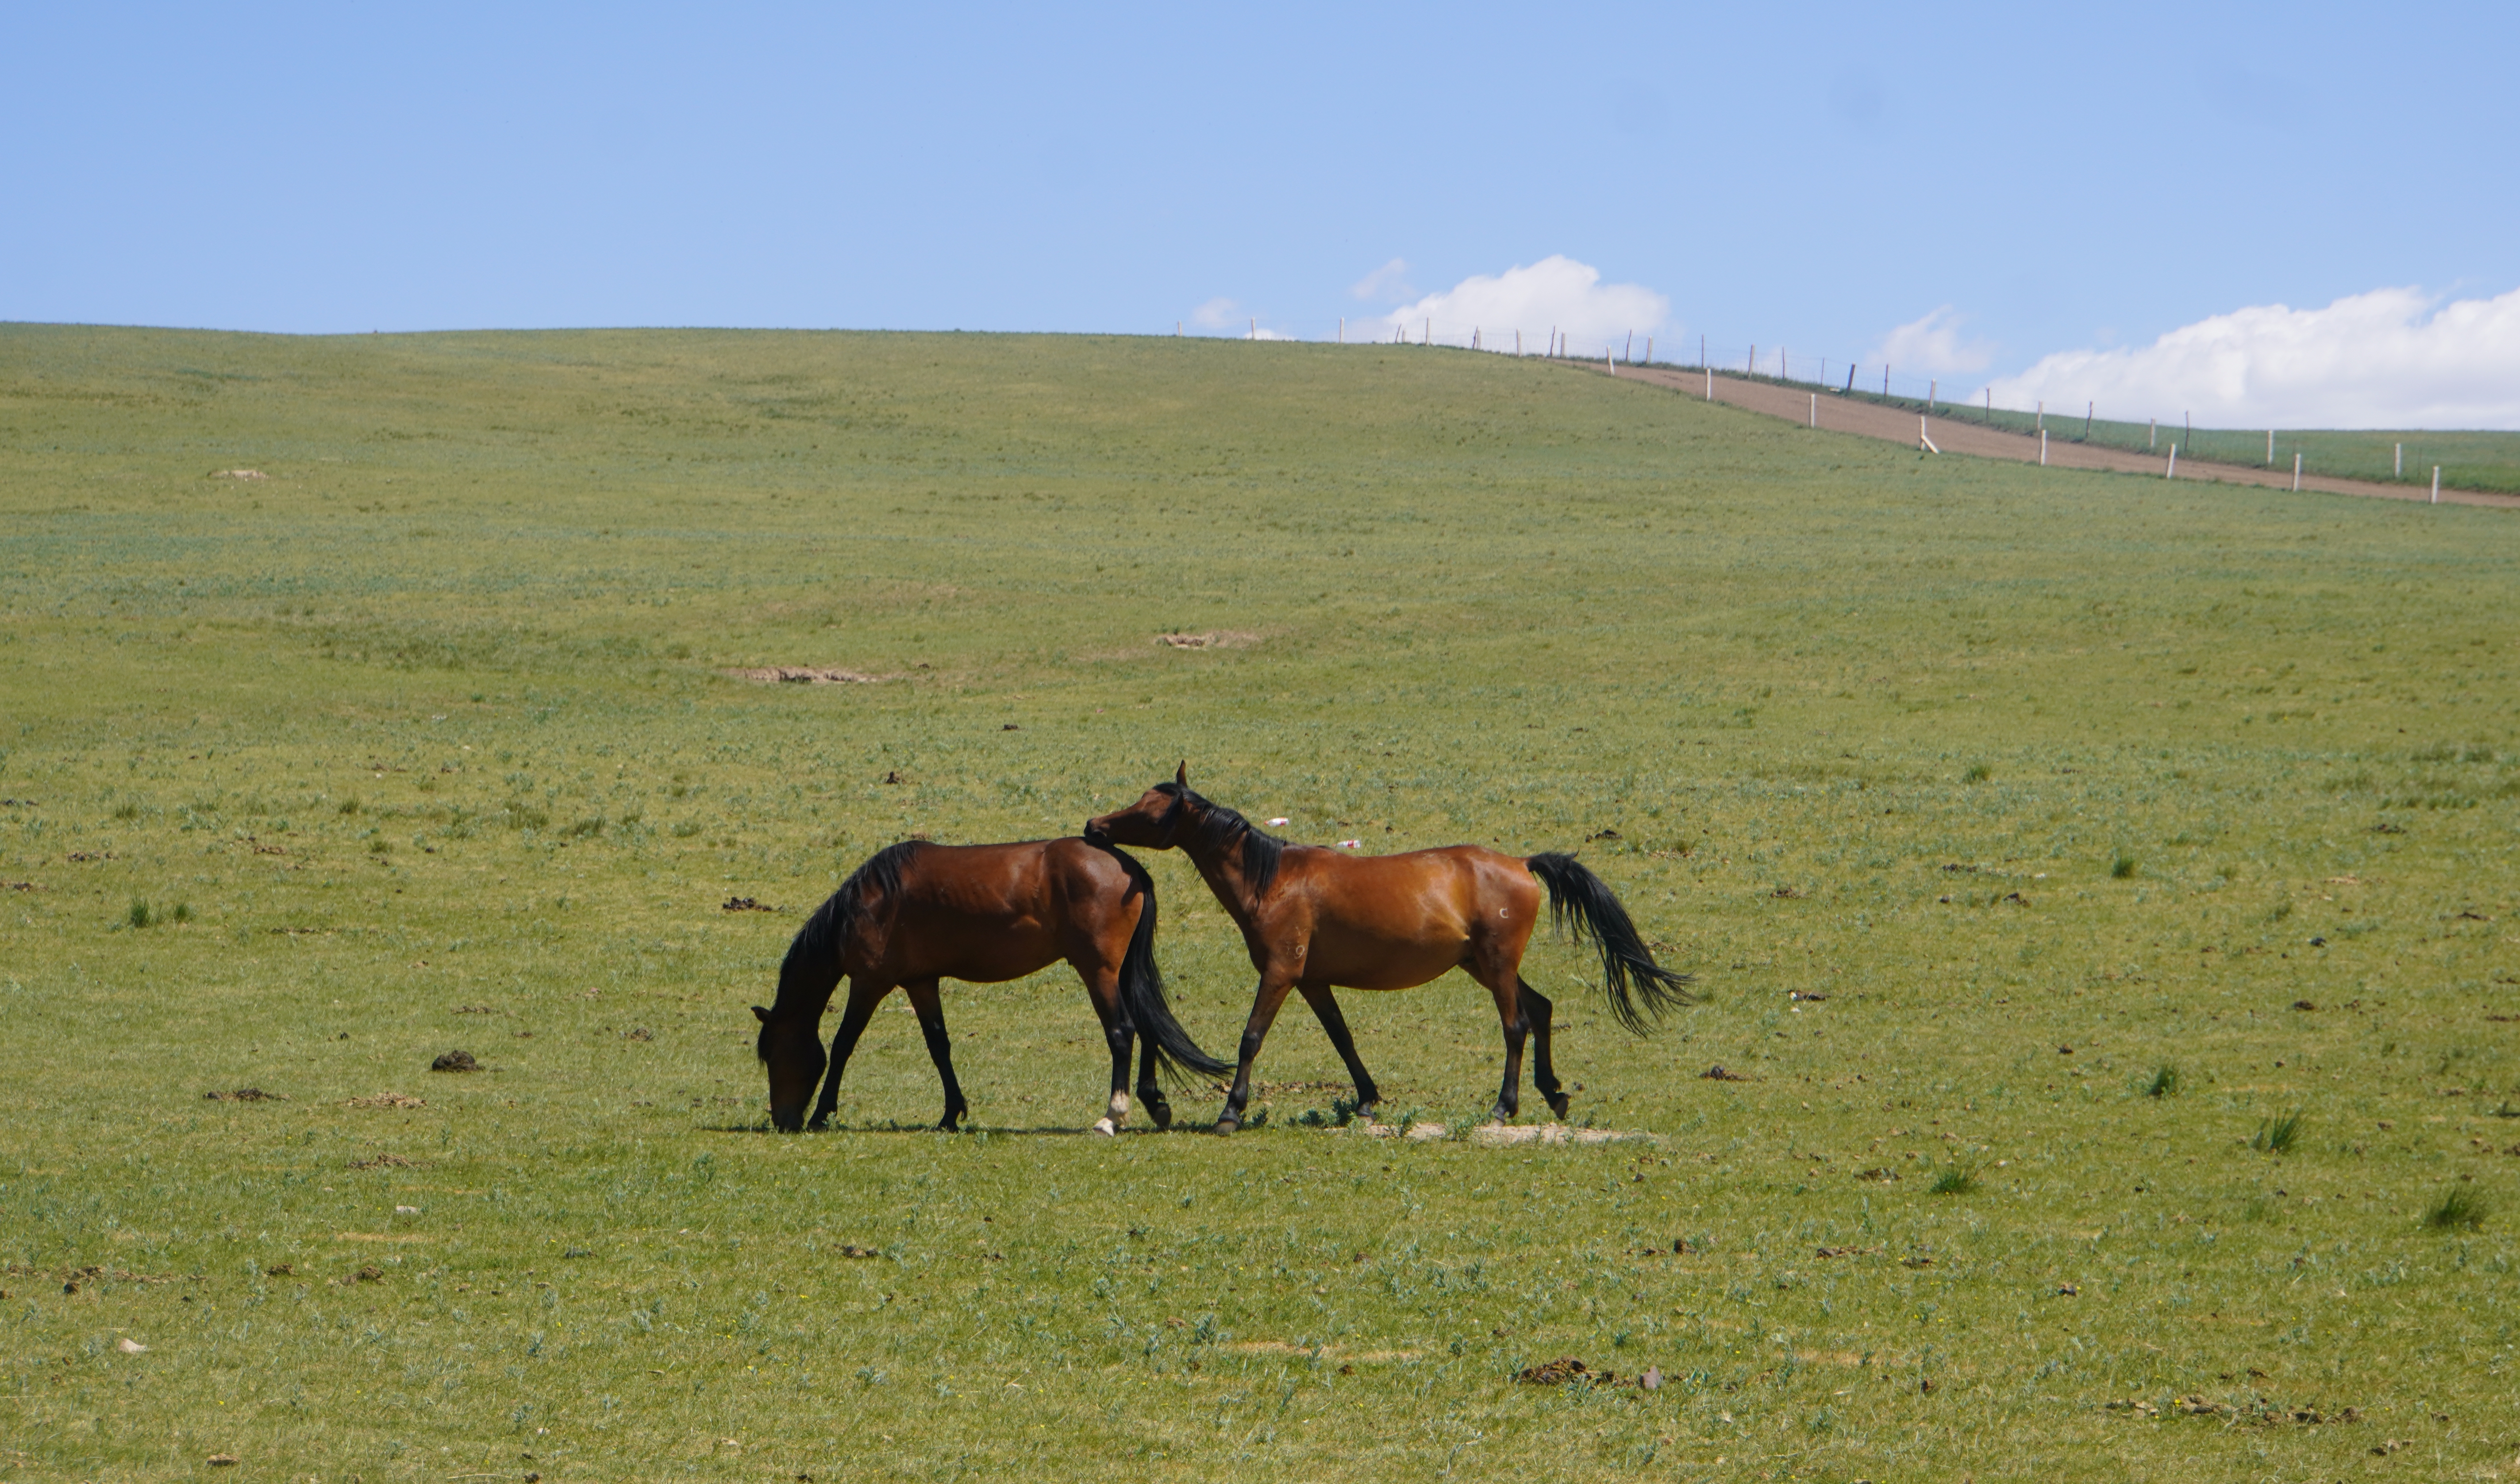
[6,3,2516,422]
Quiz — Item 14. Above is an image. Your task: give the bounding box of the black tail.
[1526,852,1696,1034]
[1107,846,1231,1080]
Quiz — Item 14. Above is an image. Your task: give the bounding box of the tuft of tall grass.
[126,898,152,929]
[2145,1064,2178,1098]
[2424,1185,2488,1231]
[1963,764,1991,784]
[2250,1111,2302,1155]
[2110,851,2137,880]
[1928,1165,1980,1196]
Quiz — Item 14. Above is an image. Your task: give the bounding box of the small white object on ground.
[1337,839,1361,849]
[119,1338,148,1354]
[394,1205,420,1215]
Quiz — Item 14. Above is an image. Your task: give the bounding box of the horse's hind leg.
[1079,965,1135,1136]
[1519,979,1569,1120]
[1295,981,1382,1119]
[810,978,891,1130]
[1135,1039,1173,1131]
[1474,972,1529,1123]
[903,979,968,1131]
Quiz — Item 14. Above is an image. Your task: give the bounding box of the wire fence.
[1199,316,2518,495]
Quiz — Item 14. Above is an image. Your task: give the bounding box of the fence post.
[1809,392,1816,428]
[1700,333,1706,369]
[2433,466,2442,503]
[1625,331,1634,363]
[2040,429,2048,466]
[1606,345,1614,376]
[2084,402,2093,441]
[1850,365,1860,394]
[2036,400,2044,434]
[2167,445,2178,479]
[1883,364,1890,396]
[2396,442,2403,477]
[2149,417,2156,449]
[1749,344,1756,377]
[1930,379,1937,412]
[2266,429,2274,466]
[1645,336,1652,365]
[1705,366,1712,400]
[2293,452,2302,491]
[1339,317,1345,344]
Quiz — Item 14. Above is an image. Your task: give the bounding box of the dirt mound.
[346,1153,415,1170]
[721,896,780,913]
[345,1092,426,1109]
[430,1050,478,1073]
[203,1088,285,1102]
[1154,631,1258,650]
[726,666,890,685]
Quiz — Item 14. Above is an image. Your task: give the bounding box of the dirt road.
[1591,362,2520,511]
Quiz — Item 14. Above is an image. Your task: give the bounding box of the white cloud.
[1189,297,1241,331]
[1986,285,2520,429]
[1378,256,1668,354]
[1350,258,1412,301]
[1870,306,1993,375]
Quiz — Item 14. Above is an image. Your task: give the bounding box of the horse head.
[752,1002,827,1132]
[1085,761,1192,850]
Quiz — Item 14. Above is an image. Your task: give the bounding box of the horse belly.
[891,908,1063,985]
[1307,925,1465,993]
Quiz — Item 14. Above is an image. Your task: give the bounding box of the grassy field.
[3,322,2518,1482]
[1681,364,2520,495]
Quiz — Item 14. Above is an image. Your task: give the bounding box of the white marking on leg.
[1091,1089,1129,1137]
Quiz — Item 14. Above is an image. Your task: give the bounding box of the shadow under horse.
[752,838,1227,1133]
[1086,764,1693,1133]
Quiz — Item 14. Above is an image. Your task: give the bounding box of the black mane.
[1159,782,1284,900]
[764,839,925,1035]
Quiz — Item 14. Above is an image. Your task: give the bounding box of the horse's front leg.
[809,978,891,1130]
[1216,973,1296,1134]
[902,979,967,1131]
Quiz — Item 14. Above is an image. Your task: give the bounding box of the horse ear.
[1175,760,1188,788]
[750,1004,772,1024]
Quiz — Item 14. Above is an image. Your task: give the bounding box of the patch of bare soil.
[203,1088,285,1102]
[1516,1357,1662,1390]
[725,666,893,685]
[210,469,268,481]
[346,1092,427,1109]
[721,896,781,913]
[346,1153,416,1170]
[1154,631,1259,650]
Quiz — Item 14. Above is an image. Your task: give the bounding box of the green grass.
[3,323,2518,1480]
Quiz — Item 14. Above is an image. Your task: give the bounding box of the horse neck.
[1181,826,1262,924]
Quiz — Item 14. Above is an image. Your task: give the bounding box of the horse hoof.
[1489,1104,1515,1124]
[1145,1101,1175,1130]
[1212,1117,1239,1136]
[1546,1094,1571,1120]
[1090,1117,1118,1137]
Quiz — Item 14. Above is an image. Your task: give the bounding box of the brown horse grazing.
[1085,765,1693,1134]
[750,838,1228,1134]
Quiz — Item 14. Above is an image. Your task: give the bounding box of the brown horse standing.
[1085,765,1693,1133]
[751,838,1227,1134]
